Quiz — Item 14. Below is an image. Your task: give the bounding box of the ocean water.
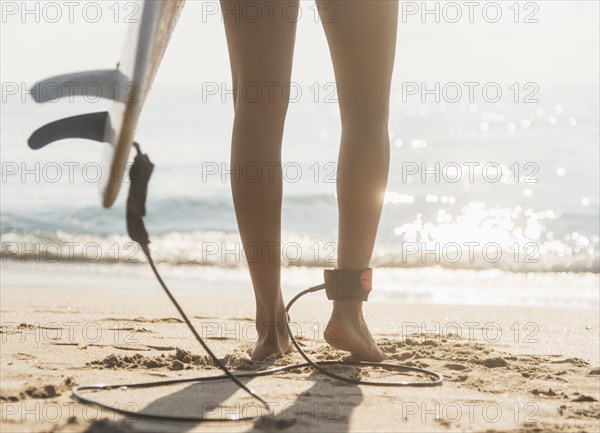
[1,83,599,306]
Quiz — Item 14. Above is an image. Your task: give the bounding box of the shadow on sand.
[82,365,362,433]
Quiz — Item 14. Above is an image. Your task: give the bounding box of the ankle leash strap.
[323,268,373,301]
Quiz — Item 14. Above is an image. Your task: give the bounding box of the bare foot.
[250,316,291,360]
[324,301,387,361]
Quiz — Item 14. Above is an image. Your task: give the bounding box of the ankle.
[255,311,287,343]
[255,296,285,321]
[331,300,363,318]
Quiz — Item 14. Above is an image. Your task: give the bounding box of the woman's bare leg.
[221,0,298,359]
[319,0,399,361]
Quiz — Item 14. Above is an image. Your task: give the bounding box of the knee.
[235,98,290,128]
[232,81,291,127]
[339,97,390,135]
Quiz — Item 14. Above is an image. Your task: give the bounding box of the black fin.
[28,112,109,150]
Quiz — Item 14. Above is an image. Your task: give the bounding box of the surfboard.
[28,0,185,208]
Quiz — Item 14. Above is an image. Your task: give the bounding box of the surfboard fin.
[28,111,109,150]
[29,69,128,103]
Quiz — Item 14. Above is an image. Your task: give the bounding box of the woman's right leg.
[318,0,399,361]
[221,0,299,360]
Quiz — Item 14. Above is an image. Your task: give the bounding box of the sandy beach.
[1,278,599,433]
[2,0,599,432]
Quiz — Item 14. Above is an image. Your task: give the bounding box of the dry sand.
[1,285,599,432]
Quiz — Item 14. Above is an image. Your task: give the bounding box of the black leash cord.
[70,144,443,422]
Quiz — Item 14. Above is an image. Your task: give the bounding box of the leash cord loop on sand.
[71,143,444,422]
